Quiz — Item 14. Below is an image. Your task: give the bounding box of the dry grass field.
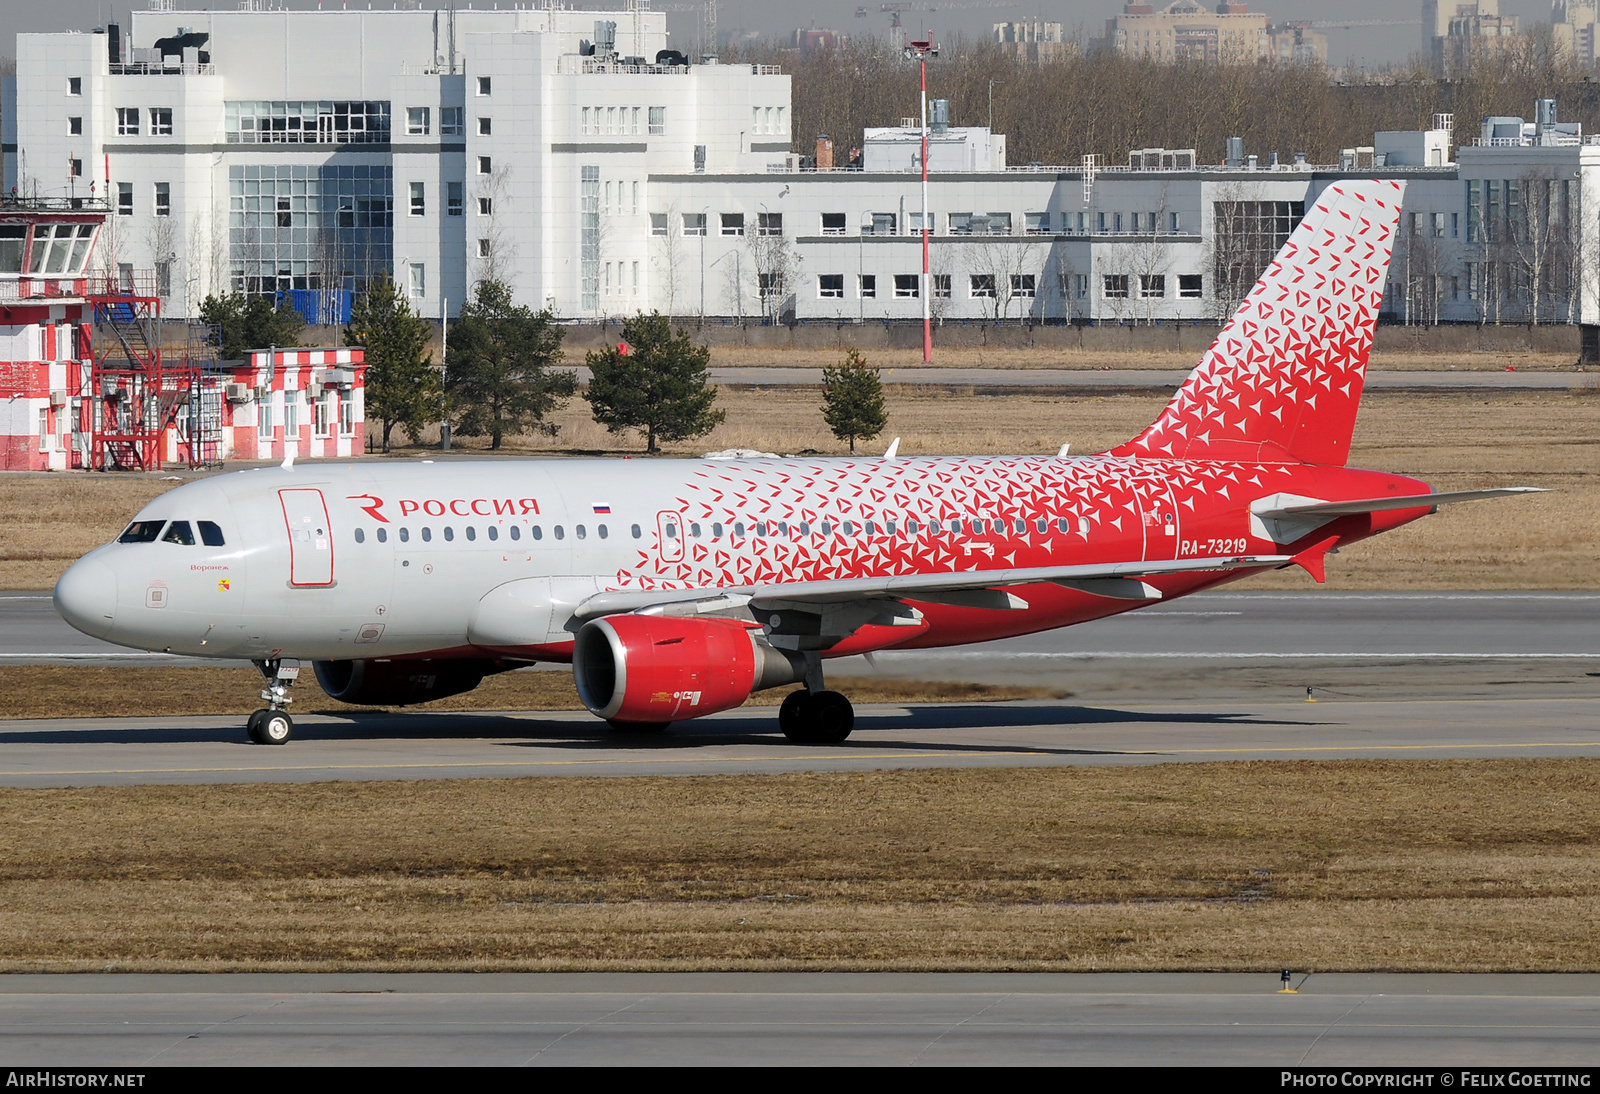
[5,387,1594,590]
[2,759,1596,972]
[0,665,1064,720]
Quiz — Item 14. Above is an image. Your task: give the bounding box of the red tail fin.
[1113,179,1404,465]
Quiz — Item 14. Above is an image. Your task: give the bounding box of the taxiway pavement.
[4,972,1599,1066]
[4,591,1595,786]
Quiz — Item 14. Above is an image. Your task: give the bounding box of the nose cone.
[54,558,118,639]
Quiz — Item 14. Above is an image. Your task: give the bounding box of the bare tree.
[969,234,1042,321]
[745,215,798,323]
[652,200,689,319]
[928,241,955,324]
[473,164,517,289]
[1503,170,1575,326]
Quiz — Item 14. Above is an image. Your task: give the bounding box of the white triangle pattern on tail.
[1116,179,1404,467]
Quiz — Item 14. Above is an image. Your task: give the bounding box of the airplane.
[53,178,1538,745]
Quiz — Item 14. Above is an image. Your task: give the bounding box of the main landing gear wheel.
[607,719,670,733]
[780,690,854,745]
[247,709,294,745]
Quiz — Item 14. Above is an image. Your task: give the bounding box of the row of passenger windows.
[118,520,226,546]
[351,515,1093,546]
[354,524,612,544]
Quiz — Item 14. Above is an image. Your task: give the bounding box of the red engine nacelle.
[574,615,797,724]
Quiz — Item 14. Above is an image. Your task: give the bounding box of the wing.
[574,554,1292,622]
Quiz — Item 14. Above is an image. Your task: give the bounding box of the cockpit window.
[161,521,196,545]
[198,521,225,546]
[118,520,165,543]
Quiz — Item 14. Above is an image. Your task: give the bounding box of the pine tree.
[585,312,724,454]
[445,280,574,450]
[344,273,440,453]
[198,292,305,361]
[820,348,887,454]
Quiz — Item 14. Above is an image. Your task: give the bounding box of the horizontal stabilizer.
[1262,487,1545,520]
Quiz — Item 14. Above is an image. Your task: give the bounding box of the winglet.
[1291,535,1341,583]
[883,437,900,460]
[280,452,295,471]
[1057,443,1071,457]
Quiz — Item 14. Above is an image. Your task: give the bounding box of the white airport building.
[6,6,1600,334]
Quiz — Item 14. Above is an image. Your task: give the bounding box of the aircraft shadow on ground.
[0,703,1329,749]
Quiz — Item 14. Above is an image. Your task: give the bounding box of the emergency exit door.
[280,488,334,586]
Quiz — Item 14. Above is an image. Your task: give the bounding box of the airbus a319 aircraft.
[54,179,1535,744]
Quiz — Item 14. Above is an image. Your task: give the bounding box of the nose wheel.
[247,658,300,745]
[247,709,294,745]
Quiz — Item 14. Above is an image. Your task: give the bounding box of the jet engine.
[573,614,805,724]
[312,658,501,706]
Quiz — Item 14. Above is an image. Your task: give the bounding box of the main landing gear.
[778,654,854,745]
[247,658,300,745]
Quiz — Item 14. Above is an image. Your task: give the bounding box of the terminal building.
[6,6,1600,336]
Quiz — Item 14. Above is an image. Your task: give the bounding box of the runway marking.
[0,751,1045,778]
[1132,742,1600,756]
[7,742,1600,780]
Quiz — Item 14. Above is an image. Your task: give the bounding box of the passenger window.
[377,527,388,543]
[1058,518,1070,533]
[509,526,520,541]
[818,521,830,535]
[843,522,855,535]
[118,520,165,543]
[466,526,477,541]
[689,523,701,538]
[1037,519,1048,533]
[631,524,642,539]
[598,524,608,539]
[886,520,896,535]
[777,521,788,536]
[712,522,723,538]
[487,526,498,541]
[354,528,366,544]
[756,522,767,536]
[970,519,985,534]
[198,521,226,546]
[665,523,678,539]
[949,520,962,534]
[443,527,454,541]
[421,527,433,542]
[161,521,195,545]
[555,526,565,540]
[799,521,810,535]
[735,522,746,536]
[399,527,411,542]
[906,520,919,534]
[575,525,587,540]
[532,526,544,540]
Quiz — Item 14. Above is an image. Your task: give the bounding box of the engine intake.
[313,658,499,706]
[573,615,803,723]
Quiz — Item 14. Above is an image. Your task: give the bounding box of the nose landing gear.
[247,658,300,745]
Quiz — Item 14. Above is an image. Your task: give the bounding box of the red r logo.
[347,494,389,523]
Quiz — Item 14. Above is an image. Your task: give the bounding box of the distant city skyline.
[0,2,1562,70]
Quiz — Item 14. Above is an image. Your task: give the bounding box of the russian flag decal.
[593,504,611,514]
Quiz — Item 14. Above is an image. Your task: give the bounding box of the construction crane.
[866,1,1021,48]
